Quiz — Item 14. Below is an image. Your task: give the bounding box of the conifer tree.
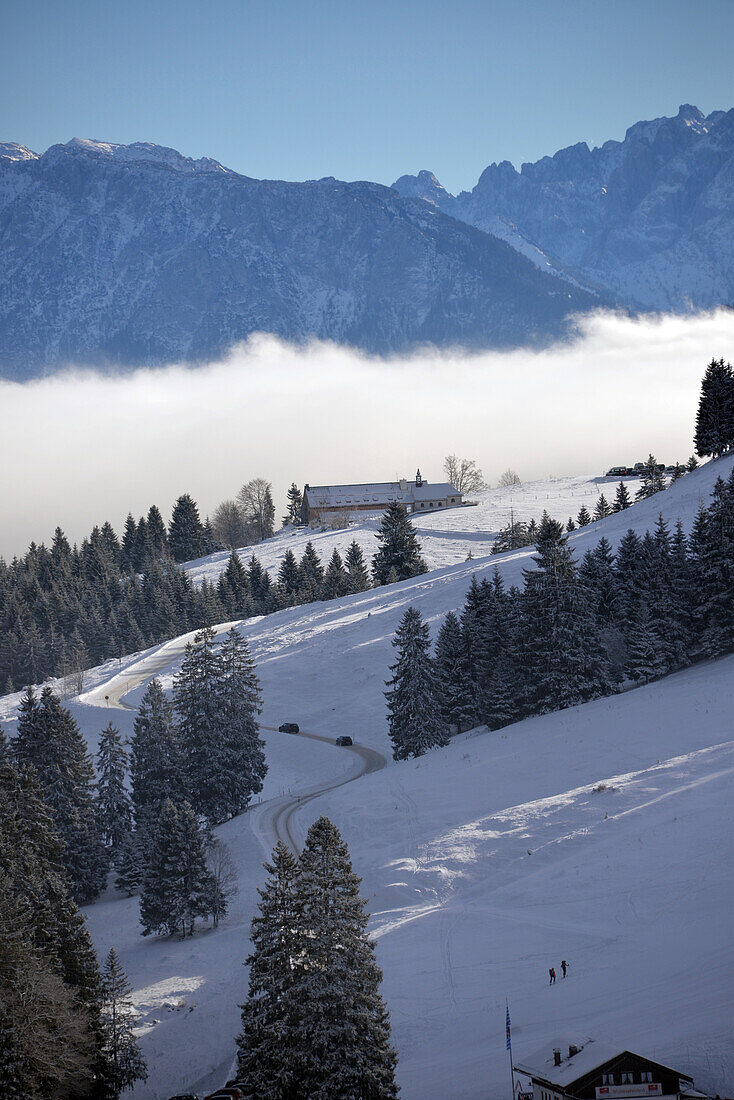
[130,678,182,833]
[214,628,267,821]
[298,541,325,601]
[321,548,348,600]
[277,548,301,600]
[100,948,147,1097]
[517,516,610,715]
[96,723,133,862]
[687,454,699,471]
[635,454,667,500]
[593,493,612,520]
[290,818,399,1099]
[345,540,371,593]
[236,841,302,1093]
[372,501,427,585]
[613,480,632,512]
[385,606,447,759]
[13,686,106,902]
[694,357,734,458]
[624,605,667,684]
[173,626,224,823]
[168,494,206,562]
[114,829,148,897]
[566,517,576,532]
[140,799,217,938]
[146,504,169,558]
[217,551,253,617]
[283,483,303,526]
[576,504,591,526]
[434,610,466,735]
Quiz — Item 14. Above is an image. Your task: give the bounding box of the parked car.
[279,722,300,734]
[335,735,353,746]
[167,1095,199,1100]
[605,465,629,477]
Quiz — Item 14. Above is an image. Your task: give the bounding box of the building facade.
[302,469,463,527]
[514,1039,705,1100]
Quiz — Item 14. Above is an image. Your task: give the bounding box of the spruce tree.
[345,540,371,593]
[100,948,147,1097]
[321,548,348,600]
[298,541,325,601]
[277,548,301,600]
[140,799,216,938]
[236,841,302,1094]
[372,501,427,585]
[283,483,303,526]
[577,504,591,526]
[593,493,612,520]
[96,722,133,862]
[290,818,399,1099]
[173,626,224,823]
[168,494,206,562]
[215,628,267,821]
[130,678,182,834]
[694,357,734,458]
[613,480,632,512]
[635,454,667,500]
[517,516,610,715]
[217,551,253,617]
[385,606,447,759]
[13,686,106,903]
[434,611,465,735]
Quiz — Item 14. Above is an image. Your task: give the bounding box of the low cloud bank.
[2,308,732,557]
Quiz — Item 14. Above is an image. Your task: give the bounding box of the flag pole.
[506,999,516,1099]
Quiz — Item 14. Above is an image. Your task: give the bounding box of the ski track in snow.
[1,457,733,1099]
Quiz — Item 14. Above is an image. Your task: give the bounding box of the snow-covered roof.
[515,1037,691,1088]
[304,480,461,509]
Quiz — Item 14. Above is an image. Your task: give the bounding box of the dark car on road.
[279,722,300,734]
[335,735,353,746]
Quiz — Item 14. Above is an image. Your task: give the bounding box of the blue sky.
[2,0,733,192]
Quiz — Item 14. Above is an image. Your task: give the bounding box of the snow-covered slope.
[394,104,734,312]
[0,139,600,379]
[184,472,646,586]
[2,456,732,1099]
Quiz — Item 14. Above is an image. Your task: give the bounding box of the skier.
[549,967,556,985]
[561,960,568,978]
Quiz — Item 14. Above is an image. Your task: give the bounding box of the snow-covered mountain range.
[394,105,734,310]
[0,138,598,379]
[2,104,732,379]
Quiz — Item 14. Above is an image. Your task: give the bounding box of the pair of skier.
[548,960,568,984]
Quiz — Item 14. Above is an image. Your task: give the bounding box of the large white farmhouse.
[302,469,463,527]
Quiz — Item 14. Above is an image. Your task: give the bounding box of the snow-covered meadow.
[2,456,732,1099]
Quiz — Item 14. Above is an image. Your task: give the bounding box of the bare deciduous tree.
[206,838,238,928]
[212,500,248,549]
[497,468,521,487]
[443,455,488,494]
[237,478,275,542]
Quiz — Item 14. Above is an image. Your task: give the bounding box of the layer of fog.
[1,309,732,558]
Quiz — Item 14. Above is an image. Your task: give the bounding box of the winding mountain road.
[78,625,387,854]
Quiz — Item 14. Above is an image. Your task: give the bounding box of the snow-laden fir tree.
[140,799,217,938]
[385,605,448,759]
[214,627,267,821]
[517,516,611,715]
[613,480,632,512]
[236,841,302,1095]
[433,611,465,735]
[12,686,107,903]
[593,493,612,520]
[173,626,224,823]
[100,948,147,1097]
[321,548,348,600]
[283,482,303,526]
[114,828,148,897]
[130,678,182,834]
[695,357,734,458]
[345,540,371,593]
[635,454,667,500]
[96,722,133,863]
[624,604,667,684]
[690,472,734,657]
[372,500,427,585]
[291,818,399,1099]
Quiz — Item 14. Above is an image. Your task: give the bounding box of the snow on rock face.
[393,104,734,311]
[0,139,601,379]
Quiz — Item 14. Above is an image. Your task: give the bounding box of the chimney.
[553,1049,562,1067]
[569,1045,579,1059]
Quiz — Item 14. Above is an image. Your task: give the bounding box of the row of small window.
[601,1071,654,1085]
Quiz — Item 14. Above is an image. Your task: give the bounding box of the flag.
[506,1004,512,1051]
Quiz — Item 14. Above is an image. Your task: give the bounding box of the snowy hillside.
[1,455,732,1099]
[184,472,646,586]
